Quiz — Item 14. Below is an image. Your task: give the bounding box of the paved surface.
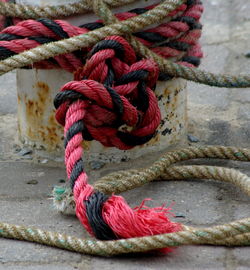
[0,0,249,269]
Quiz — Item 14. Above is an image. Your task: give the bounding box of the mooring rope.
[0,0,249,256]
[0,0,249,87]
[0,3,203,73]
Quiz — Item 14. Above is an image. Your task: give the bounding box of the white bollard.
[16,0,187,163]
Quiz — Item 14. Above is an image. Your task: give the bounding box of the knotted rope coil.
[0,0,249,257]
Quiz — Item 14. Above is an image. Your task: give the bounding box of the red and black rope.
[54,36,181,244]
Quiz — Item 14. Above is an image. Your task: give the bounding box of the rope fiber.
[0,0,249,257]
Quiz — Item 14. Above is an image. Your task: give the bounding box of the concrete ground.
[0,0,249,269]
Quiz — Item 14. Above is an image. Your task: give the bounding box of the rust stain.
[17,94,21,103]
[24,81,63,151]
[37,81,49,104]
[164,87,171,97]
[17,121,21,138]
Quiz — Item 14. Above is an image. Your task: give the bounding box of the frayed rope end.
[52,185,75,215]
[53,186,182,253]
[102,195,182,253]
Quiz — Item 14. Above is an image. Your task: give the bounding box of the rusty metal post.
[16,0,187,162]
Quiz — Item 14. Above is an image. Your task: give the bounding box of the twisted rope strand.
[0,0,138,19]
[0,0,249,87]
[0,218,249,256]
[95,165,250,195]
[92,0,202,78]
[55,35,184,245]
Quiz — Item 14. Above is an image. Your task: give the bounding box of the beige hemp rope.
[0,0,249,256]
[0,0,249,87]
[0,0,138,18]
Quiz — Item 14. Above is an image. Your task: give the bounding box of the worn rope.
[0,0,138,19]
[54,146,250,208]
[53,35,185,251]
[0,219,250,256]
[1,146,250,256]
[0,220,250,255]
[94,164,250,196]
[0,0,249,87]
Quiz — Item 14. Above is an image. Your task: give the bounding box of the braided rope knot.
[54,36,161,150]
